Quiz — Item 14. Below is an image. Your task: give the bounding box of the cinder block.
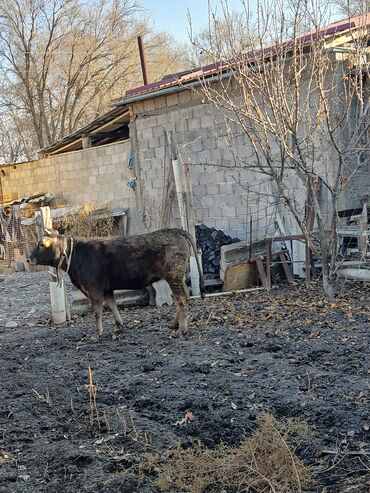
[194,207,209,219]
[99,164,116,174]
[175,120,189,133]
[197,150,211,164]
[210,149,222,163]
[143,99,156,112]
[165,93,179,107]
[229,217,246,229]
[215,218,229,230]
[200,114,215,128]
[178,90,192,105]
[153,126,164,138]
[145,168,158,179]
[198,173,211,186]
[192,106,205,119]
[205,218,216,228]
[219,182,234,194]
[221,205,236,217]
[143,148,156,159]
[202,137,217,151]
[208,206,223,218]
[148,137,160,149]
[191,139,202,153]
[227,195,243,206]
[155,96,167,110]
[151,177,164,189]
[188,118,201,131]
[206,184,219,195]
[180,108,193,120]
[192,185,206,197]
[235,205,249,216]
[142,127,153,141]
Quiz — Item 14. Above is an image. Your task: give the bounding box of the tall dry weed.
[62,201,114,238]
[142,413,312,493]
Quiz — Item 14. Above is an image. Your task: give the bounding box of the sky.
[140,0,251,43]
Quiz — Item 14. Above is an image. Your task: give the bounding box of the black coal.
[195,224,240,276]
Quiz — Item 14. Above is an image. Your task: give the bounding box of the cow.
[28,228,204,340]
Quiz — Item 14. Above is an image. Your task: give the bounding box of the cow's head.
[28,235,65,267]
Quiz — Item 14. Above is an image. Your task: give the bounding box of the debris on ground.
[1,272,370,492]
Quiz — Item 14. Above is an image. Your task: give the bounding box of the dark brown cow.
[28,228,204,340]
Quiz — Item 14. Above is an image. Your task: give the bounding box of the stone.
[6,321,18,328]
[152,280,173,306]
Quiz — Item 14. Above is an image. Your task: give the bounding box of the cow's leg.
[104,292,124,337]
[89,294,104,341]
[171,305,180,330]
[166,277,189,335]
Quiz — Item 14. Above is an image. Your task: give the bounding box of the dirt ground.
[1,270,370,492]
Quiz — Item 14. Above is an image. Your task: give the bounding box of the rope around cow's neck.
[56,237,74,288]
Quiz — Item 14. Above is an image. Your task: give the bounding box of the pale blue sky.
[140,0,250,42]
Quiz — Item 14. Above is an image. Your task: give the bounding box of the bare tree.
[187,1,256,67]
[195,0,369,299]
[0,0,187,157]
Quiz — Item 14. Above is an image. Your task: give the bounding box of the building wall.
[0,141,134,210]
[130,60,368,240]
[131,88,342,240]
[131,89,279,240]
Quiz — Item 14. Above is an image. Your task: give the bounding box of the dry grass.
[62,201,114,238]
[141,413,312,493]
[87,366,99,427]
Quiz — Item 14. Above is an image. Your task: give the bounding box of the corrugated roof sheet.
[123,14,369,100]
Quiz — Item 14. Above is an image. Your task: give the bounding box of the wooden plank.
[278,251,294,283]
[358,200,368,258]
[305,241,311,287]
[265,238,272,290]
[256,259,269,289]
[223,259,258,291]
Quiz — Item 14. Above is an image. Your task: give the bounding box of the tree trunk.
[321,252,335,302]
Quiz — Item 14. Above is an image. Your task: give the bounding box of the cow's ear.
[42,237,53,248]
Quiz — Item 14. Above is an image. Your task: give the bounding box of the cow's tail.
[178,229,205,298]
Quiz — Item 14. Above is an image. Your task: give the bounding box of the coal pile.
[196,224,240,276]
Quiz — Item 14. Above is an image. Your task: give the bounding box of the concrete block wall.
[133,91,282,240]
[1,141,135,210]
[132,87,364,240]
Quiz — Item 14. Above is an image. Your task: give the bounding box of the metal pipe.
[190,287,264,299]
[137,35,148,86]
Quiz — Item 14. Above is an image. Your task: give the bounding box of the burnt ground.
[1,271,370,492]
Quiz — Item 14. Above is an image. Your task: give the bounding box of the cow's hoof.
[90,334,101,342]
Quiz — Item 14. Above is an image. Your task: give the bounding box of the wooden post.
[38,207,67,324]
[265,238,272,290]
[358,199,368,258]
[81,134,92,149]
[166,131,201,296]
[305,240,311,288]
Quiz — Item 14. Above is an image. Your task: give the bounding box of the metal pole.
[39,207,67,324]
[137,35,148,86]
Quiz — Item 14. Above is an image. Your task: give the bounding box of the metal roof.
[41,106,130,155]
[118,14,370,102]
[41,14,369,156]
